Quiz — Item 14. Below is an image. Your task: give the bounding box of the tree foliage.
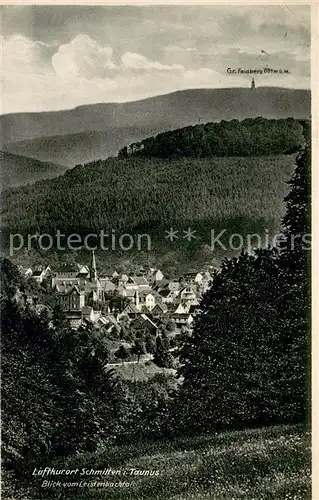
[115,344,130,362]
[154,335,174,368]
[130,339,146,363]
[178,136,310,431]
[119,118,305,159]
[1,259,125,466]
[2,154,296,257]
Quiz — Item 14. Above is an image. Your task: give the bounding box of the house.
[64,310,83,329]
[184,272,203,284]
[101,279,116,293]
[32,265,51,283]
[95,316,110,329]
[121,289,139,308]
[55,264,78,278]
[138,291,155,311]
[179,285,198,304]
[77,264,90,274]
[81,306,101,323]
[76,265,90,278]
[153,269,164,282]
[152,290,163,305]
[152,303,168,316]
[57,285,85,311]
[158,289,176,304]
[121,303,141,317]
[157,282,181,303]
[146,267,155,279]
[124,276,150,290]
[19,266,33,277]
[170,313,194,327]
[137,305,149,314]
[197,281,210,295]
[166,281,181,292]
[77,270,90,280]
[146,268,164,283]
[101,313,120,329]
[116,274,129,286]
[52,278,80,291]
[152,279,168,291]
[131,314,158,335]
[32,269,44,283]
[203,271,212,280]
[174,302,189,314]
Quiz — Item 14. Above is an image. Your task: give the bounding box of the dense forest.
[2,155,295,249]
[118,118,306,159]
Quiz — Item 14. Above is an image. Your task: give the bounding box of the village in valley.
[18,251,215,369]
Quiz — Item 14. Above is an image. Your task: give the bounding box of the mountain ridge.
[1,87,310,167]
[1,87,310,142]
[1,86,310,117]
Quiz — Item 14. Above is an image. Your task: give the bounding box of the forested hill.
[119,118,306,159]
[0,151,66,190]
[2,154,296,264]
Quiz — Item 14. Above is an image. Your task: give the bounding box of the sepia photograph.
[0,3,313,499]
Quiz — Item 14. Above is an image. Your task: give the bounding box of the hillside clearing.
[110,360,177,382]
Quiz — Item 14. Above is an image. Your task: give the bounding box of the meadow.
[4,424,310,500]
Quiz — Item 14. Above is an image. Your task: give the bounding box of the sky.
[1,5,311,114]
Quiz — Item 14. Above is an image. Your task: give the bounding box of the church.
[53,251,104,311]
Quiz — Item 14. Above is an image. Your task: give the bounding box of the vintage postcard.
[0,3,315,499]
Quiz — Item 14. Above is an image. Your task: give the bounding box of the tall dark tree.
[177,137,311,432]
[281,140,311,269]
[277,138,311,423]
[154,335,174,369]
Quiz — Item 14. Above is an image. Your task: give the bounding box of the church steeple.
[90,250,98,282]
[251,77,256,90]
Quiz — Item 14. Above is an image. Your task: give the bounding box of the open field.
[4,424,310,500]
[110,360,177,381]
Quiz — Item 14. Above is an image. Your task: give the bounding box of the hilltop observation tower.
[250,77,256,90]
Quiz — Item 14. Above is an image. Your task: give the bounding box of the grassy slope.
[5,424,310,500]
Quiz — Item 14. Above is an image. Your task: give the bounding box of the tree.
[166,319,176,332]
[145,336,156,354]
[153,335,174,368]
[177,136,310,432]
[281,140,311,269]
[130,339,146,363]
[115,344,130,363]
[1,259,124,467]
[178,250,287,431]
[162,331,170,350]
[277,138,311,423]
